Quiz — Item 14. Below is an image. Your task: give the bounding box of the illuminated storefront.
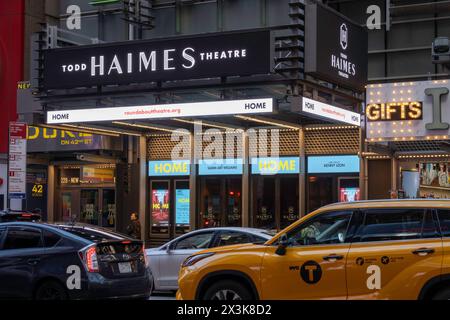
[365,80,450,200]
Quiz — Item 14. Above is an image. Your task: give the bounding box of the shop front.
[56,164,116,227]
[26,125,123,227]
[251,157,300,230]
[198,158,243,228]
[365,79,450,200]
[307,155,360,212]
[29,2,368,242]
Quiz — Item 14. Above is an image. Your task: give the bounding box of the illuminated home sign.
[366,102,423,121]
[366,80,450,141]
[148,160,190,176]
[42,30,272,90]
[308,155,360,174]
[251,157,300,175]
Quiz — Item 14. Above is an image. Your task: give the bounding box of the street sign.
[8,122,27,199]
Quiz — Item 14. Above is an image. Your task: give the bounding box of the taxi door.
[346,208,443,300]
[260,210,355,299]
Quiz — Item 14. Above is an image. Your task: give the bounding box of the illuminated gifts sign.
[148,160,190,176]
[251,157,300,175]
[366,80,450,141]
[366,102,423,121]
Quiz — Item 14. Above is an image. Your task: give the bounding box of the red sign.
[0,1,25,153]
[9,122,27,139]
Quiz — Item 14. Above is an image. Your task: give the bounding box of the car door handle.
[412,248,435,256]
[323,254,344,261]
[27,258,40,266]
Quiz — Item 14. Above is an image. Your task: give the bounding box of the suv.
[177,199,450,300]
[0,210,41,223]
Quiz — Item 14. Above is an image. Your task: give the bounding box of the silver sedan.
[146,227,273,292]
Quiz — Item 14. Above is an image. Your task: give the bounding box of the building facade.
[327,0,450,201]
[16,0,372,245]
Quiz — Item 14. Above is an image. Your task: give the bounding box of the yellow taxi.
[177,199,450,300]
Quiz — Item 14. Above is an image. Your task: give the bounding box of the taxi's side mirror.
[275,234,288,256]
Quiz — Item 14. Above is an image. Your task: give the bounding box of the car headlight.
[182,252,215,268]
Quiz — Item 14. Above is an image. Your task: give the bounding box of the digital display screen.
[339,188,360,202]
[151,189,169,226]
[175,189,190,225]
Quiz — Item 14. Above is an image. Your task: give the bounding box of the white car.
[146,227,273,292]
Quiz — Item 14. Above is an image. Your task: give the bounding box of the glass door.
[307,176,334,213]
[280,176,299,229]
[252,176,276,230]
[225,178,242,227]
[101,189,116,228]
[80,189,99,225]
[199,178,223,228]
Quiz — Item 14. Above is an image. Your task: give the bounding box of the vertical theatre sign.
[305,2,368,91]
[8,122,27,199]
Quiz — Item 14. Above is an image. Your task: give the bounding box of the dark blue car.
[0,222,153,300]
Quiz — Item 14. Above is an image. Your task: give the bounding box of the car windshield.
[56,225,127,242]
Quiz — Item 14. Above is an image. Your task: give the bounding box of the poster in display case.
[151,189,170,226]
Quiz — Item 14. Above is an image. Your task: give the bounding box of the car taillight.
[79,245,99,273]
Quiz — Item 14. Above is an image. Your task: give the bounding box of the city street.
[2,0,450,303]
[150,292,176,301]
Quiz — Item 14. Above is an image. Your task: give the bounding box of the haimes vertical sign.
[42,30,273,89]
[305,3,368,91]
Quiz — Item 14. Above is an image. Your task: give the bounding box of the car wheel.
[35,281,68,300]
[202,280,253,300]
[432,288,450,300]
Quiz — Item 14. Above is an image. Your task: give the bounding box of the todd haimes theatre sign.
[42,30,273,89]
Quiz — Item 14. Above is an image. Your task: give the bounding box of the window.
[438,210,450,237]
[253,235,269,244]
[355,209,436,243]
[174,232,214,250]
[286,211,353,246]
[3,227,43,250]
[43,230,61,247]
[216,231,251,247]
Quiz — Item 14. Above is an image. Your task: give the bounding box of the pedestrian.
[126,212,141,239]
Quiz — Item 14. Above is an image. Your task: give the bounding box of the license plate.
[118,262,132,273]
